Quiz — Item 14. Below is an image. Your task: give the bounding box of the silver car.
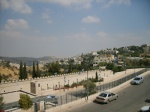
[140,106,150,112]
[95,91,118,104]
[131,76,144,85]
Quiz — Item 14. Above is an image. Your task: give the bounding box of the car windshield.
[47,95,56,99]
[134,77,140,80]
[99,93,107,97]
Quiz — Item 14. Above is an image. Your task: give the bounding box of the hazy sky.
[0,0,150,58]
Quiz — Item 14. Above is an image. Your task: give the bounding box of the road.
[65,74,150,112]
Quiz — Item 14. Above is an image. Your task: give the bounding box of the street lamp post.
[86,87,89,100]
[87,70,88,80]
[58,82,60,89]
[64,76,66,91]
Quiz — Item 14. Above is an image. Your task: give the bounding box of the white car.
[140,106,150,112]
[131,76,144,85]
[95,91,118,104]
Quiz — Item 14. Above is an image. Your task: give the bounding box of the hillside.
[0,56,60,66]
[0,66,19,80]
[0,65,34,81]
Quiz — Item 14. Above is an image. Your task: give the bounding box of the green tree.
[99,62,107,66]
[0,96,4,110]
[0,74,2,83]
[68,59,74,73]
[19,94,33,110]
[83,80,96,94]
[112,66,124,73]
[48,62,61,75]
[36,62,40,77]
[81,54,93,71]
[106,63,114,70]
[23,63,28,79]
[6,61,10,67]
[125,58,132,67]
[95,71,98,81]
[19,61,23,80]
[32,61,36,78]
[131,51,140,57]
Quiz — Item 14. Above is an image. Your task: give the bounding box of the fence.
[45,68,148,110]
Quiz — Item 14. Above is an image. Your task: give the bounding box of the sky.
[0,0,150,58]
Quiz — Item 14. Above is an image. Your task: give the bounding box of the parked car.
[45,95,58,104]
[131,76,144,85]
[95,91,118,104]
[140,106,150,112]
[46,95,57,99]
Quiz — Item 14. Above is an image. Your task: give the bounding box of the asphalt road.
[67,74,150,112]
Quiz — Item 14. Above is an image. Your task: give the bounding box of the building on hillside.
[59,58,69,65]
[9,63,20,69]
[73,56,83,65]
[123,47,129,52]
[143,45,150,54]
[91,51,98,56]
[92,54,115,67]
[102,49,119,54]
[127,57,143,60]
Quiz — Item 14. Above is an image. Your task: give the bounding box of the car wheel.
[138,82,141,85]
[106,100,109,104]
[115,96,118,100]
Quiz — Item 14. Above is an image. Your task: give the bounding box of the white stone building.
[92,54,115,66]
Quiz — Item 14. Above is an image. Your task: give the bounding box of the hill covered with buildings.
[0,44,150,81]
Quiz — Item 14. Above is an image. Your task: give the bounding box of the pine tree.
[32,61,36,78]
[95,71,98,81]
[19,61,23,80]
[36,62,40,77]
[0,73,2,83]
[23,63,28,79]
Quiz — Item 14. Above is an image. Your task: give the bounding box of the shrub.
[19,94,33,110]
[64,84,70,88]
[71,82,78,88]
[0,96,4,110]
[79,80,85,86]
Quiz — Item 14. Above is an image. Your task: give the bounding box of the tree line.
[1,58,149,81]
[19,61,40,80]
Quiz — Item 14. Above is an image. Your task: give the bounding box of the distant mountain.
[0,44,147,66]
[38,56,61,63]
[0,56,60,66]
